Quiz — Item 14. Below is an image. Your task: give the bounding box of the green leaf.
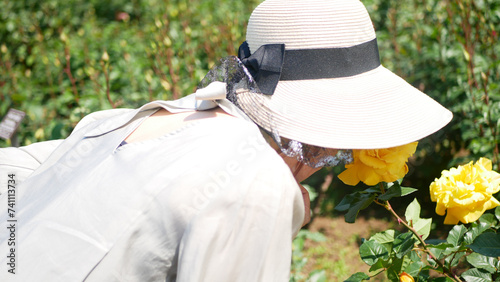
[336,192,376,223]
[345,193,376,223]
[364,186,383,194]
[402,198,432,240]
[412,217,432,240]
[431,278,456,282]
[447,225,467,247]
[461,268,492,282]
[370,229,398,244]
[386,257,405,281]
[466,253,498,273]
[344,272,370,282]
[479,213,498,227]
[425,240,453,250]
[427,245,447,266]
[408,250,420,262]
[377,184,401,201]
[378,181,418,201]
[425,239,447,246]
[359,240,390,266]
[468,233,500,257]
[400,187,418,197]
[405,261,426,276]
[405,198,421,223]
[393,232,417,259]
[494,206,500,222]
[334,193,356,212]
[443,245,461,256]
[444,248,465,268]
[368,258,387,272]
[465,222,491,244]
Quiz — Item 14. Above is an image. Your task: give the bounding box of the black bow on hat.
[238,41,285,95]
[237,39,381,95]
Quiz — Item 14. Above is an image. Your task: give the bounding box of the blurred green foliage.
[1,0,498,167]
[0,0,258,144]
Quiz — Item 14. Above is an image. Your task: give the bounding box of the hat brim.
[237,65,453,149]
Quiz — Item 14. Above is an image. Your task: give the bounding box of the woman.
[0,0,451,281]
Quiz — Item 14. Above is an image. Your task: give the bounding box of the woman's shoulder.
[199,117,276,157]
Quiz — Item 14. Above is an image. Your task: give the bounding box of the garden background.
[1,0,499,280]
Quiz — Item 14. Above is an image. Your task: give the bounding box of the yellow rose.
[399,272,414,282]
[338,142,418,186]
[430,157,500,224]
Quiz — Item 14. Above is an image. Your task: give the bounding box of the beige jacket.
[0,95,304,281]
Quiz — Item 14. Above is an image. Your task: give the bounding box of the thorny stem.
[101,60,115,108]
[63,46,79,103]
[376,184,462,282]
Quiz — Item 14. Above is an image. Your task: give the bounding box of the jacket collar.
[83,94,250,138]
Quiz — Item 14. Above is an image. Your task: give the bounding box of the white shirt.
[0,95,304,281]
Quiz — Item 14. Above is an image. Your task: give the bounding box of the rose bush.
[430,157,500,224]
[340,154,500,281]
[338,142,418,186]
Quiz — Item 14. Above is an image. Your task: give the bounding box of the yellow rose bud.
[430,157,500,224]
[338,142,418,186]
[101,51,109,62]
[399,272,414,282]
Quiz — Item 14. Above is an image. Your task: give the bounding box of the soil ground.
[300,216,394,281]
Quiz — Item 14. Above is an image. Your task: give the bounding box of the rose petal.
[357,164,382,186]
[338,165,361,186]
[359,150,387,169]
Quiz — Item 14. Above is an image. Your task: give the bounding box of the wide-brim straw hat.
[236,0,452,149]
